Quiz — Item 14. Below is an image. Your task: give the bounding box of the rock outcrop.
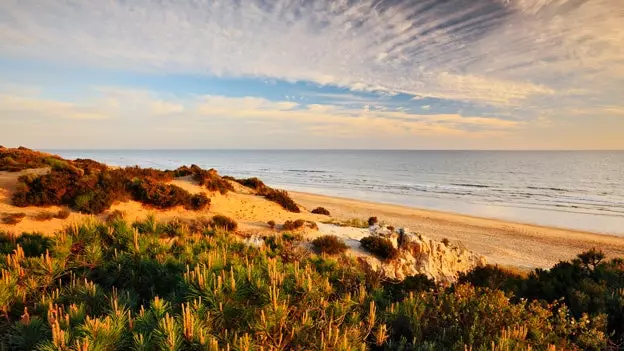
[359,226,486,283]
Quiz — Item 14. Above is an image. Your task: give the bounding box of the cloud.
[0,0,621,112]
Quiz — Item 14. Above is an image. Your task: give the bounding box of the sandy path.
[291,191,624,268]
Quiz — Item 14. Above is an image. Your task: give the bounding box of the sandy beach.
[291,191,624,269]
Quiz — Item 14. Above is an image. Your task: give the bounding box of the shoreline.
[290,190,624,269]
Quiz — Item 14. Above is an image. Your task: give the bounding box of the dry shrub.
[360,236,398,260]
[265,189,299,213]
[312,235,349,255]
[54,208,71,220]
[311,207,331,215]
[441,238,450,246]
[368,217,379,226]
[193,168,234,194]
[267,220,276,229]
[283,219,306,231]
[1,213,26,225]
[34,211,55,221]
[211,215,238,232]
[187,193,210,211]
[235,177,267,192]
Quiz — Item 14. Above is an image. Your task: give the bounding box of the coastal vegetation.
[0,218,618,350]
[360,236,399,260]
[311,207,331,215]
[311,235,349,255]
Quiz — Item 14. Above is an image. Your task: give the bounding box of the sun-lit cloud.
[0,0,622,109]
[0,0,622,149]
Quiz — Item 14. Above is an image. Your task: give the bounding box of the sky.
[0,0,623,149]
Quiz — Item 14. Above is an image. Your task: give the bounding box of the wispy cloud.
[0,0,621,111]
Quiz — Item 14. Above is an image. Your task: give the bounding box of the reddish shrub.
[265,189,300,213]
[187,193,211,211]
[368,217,379,226]
[193,168,234,194]
[267,220,276,229]
[235,177,267,192]
[283,219,306,231]
[311,207,331,215]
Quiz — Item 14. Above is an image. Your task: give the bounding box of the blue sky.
[0,0,623,149]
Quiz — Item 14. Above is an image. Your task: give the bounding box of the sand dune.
[2,168,624,269]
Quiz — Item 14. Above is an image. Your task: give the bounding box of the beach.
[291,191,624,269]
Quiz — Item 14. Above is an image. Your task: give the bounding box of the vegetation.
[360,236,399,260]
[368,216,379,227]
[210,214,238,232]
[311,207,331,215]
[0,147,67,172]
[264,189,300,213]
[233,177,300,213]
[267,220,276,229]
[312,235,349,255]
[0,219,615,350]
[191,167,234,194]
[282,219,306,231]
[1,213,26,225]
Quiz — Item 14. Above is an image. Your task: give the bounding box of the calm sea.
[49,150,624,235]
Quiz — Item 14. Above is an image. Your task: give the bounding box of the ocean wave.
[286,169,328,173]
[451,183,491,189]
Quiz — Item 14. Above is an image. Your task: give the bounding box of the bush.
[187,193,210,211]
[212,214,238,232]
[360,236,398,260]
[311,207,331,215]
[368,216,378,226]
[265,189,299,213]
[267,220,276,229]
[54,208,71,219]
[1,213,26,225]
[235,177,267,191]
[33,211,55,221]
[312,235,348,255]
[129,178,192,209]
[193,168,234,194]
[0,147,65,171]
[441,238,450,246]
[282,219,305,231]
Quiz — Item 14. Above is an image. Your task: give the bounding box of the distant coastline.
[50,149,624,235]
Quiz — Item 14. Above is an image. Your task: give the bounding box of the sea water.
[49,150,624,235]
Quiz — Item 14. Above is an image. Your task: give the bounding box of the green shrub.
[282,219,306,231]
[211,214,238,231]
[311,207,331,215]
[360,236,398,260]
[129,178,192,209]
[265,189,300,213]
[312,235,348,255]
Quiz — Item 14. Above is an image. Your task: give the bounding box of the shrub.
[265,189,300,213]
[54,208,71,219]
[212,214,238,232]
[106,210,126,223]
[387,225,395,232]
[129,178,192,209]
[1,213,26,225]
[282,219,306,231]
[312,235,348,255]
[368,216,378,226]
[441,238,450,246]
[194,168,234,194]
[186,193,210,211]
[267,220,276,229]
[311,207,331,215]
[235,177,267,191]
[360,236,398,260]
[34,211,55,221]
[0,147,65,171]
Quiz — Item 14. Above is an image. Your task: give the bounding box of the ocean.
[49,150,624,235]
